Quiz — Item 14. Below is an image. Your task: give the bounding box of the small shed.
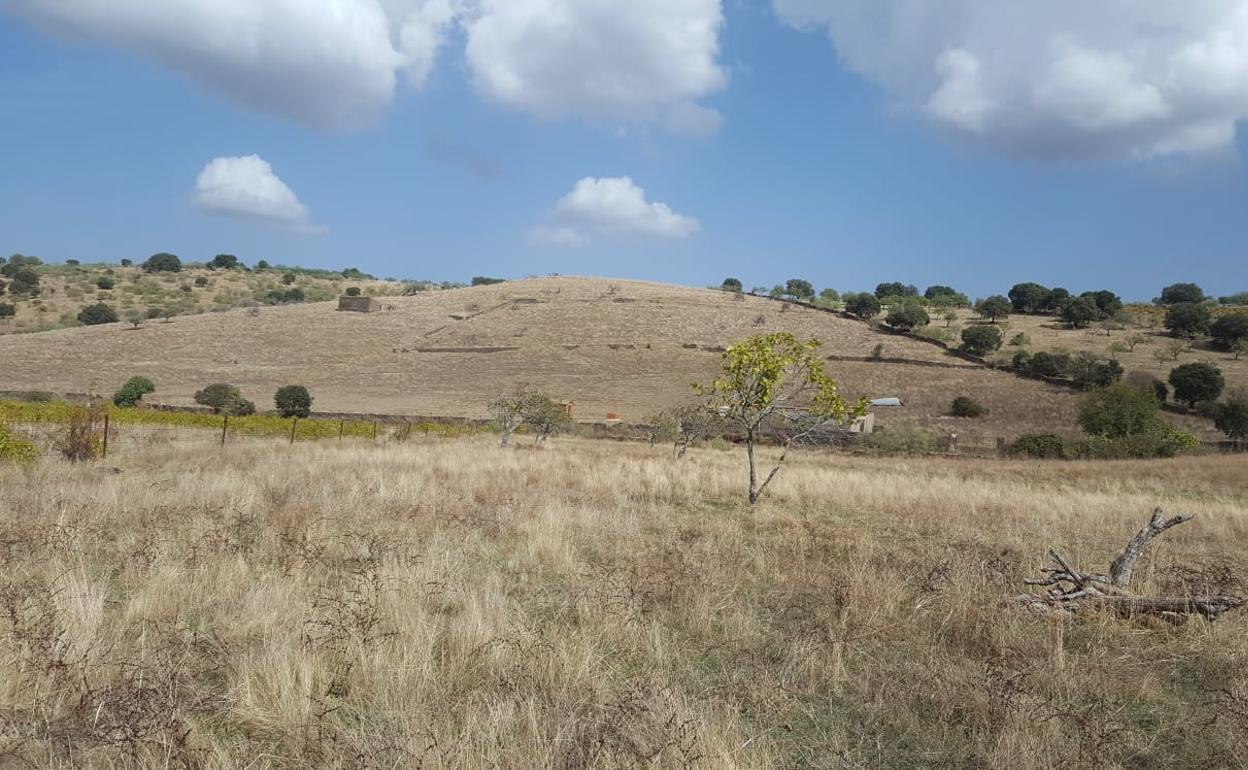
[338,295,382,313]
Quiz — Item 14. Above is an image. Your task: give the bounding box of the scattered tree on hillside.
[648,403,727,459]
[96,277,115,290]
[1078,382,1168,439]
[1009,282,1050,313]
[142,253,182,273]
[0,303,15,319]
[961,325,1003,356]
[1213,390,1248,444]
[885,302,929,331]
[113,376,155,408]
[274,385,313,418]
[784,279,815,301]
[255,260,270,270]
[1157,283,1205,305]
[281,273,297,285]
[124,310,145,329]
[1069,352,1124,389]
[490,390,572,446]
[77,303,118,326]
[697,332,865,504]
[975,295,1012,323]
[1211,314,1248,351]
[210,254,242,270]
[194,384,255,416]
[1059,296,1100,328]
[875,282,918,299]
[720,277,743,293]
[1169,363,1224,408]
[120,259,133,267]
[471,276,506,286]
[1163,302,1212,338]
[817,288,840,306]
[844,293,881,320]
[1081,290,1123,319]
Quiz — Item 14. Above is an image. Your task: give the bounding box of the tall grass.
[0,437,1244,767]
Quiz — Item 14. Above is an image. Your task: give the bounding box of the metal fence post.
[221,414,229,446]
[290,418,298,445]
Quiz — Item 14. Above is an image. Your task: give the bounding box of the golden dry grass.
[0,277,1084,439]
[0,435,1245,768]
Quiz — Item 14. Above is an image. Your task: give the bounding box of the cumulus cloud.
[773,0,1248,160]
[460,0,727,134]
[8,0,727,134]
[533,177,699,247]
[192,155,322,232]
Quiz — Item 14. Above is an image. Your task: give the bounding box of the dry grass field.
[0,276,1093,440]
[0,435,1246,768]
[0,263,404,335]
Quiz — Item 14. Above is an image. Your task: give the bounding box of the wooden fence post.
[221,414,228,446]
[290,418,298,445]
[339,420,345,441]
[102,413,109,459]
[372,422,378,441]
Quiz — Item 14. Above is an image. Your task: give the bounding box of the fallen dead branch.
[1014,508,1246,622]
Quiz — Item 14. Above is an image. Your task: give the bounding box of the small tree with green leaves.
[1169,362,1224,408]
[885,302,930,331]
[274,385,313,418]
[1163,302,1212,338]
[113,376,156,408]
[844,293,881,320]
[697,333,865,504]
[975,295,1012,323]
[961,325,1003,356]
[721,277,743,293]
[1078,382,1165,439]
[784,279,815,301]
[1213,390,1248,444]
[1060,296,1100,328]
[1211,314,1248,351]
[195,383,253,415]
[142,253,182,273]
[0,304,14,319]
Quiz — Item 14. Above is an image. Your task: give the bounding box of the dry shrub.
[53,401,105,462]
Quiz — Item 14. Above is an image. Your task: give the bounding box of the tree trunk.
[746,429,759,504]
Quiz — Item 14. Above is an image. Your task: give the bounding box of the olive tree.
[1169,363,1224,408]
[975,295,1012,323]
[697,333,865,504]
[491,390,572,446]
[274,385,313,418]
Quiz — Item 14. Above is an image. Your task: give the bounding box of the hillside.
[0,275,1100,439]
[0,260,406,335]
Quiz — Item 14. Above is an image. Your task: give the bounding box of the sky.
[2,1,1248,301]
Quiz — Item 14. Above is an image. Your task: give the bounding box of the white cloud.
[773,0,1248,160]
[533,176,699,247]
[11,0,407,131]
[192,155,322,232]
[8,0,728,135]
[461,0,728,134]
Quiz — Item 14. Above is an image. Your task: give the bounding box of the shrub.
[844,293,881,320]
[1027,351,1070,378]
[9,268,41,296]
[1169,362,1224,408]
[265,288,305,305]
[1069,353,1124,389]
[1126,372,1168,403]
[784,279,815,301]
[77,303,118,326]
[1008,282,1049,313]
[471,276,505,286]
[856,425,941,454]
[960,325,1003,356]
[55,403,105,462]
[1163,302,1212,338]
[885,302,929,331]
[1009,434,1067,459]
[194,276,209,287]
[281,273,297,285]
[1078,382,1165,438]
[120,258,133,267]
[210,254,240,270]
[142,253,182,273]
[0,423,39,463]
[1211,314,1248,350]
[344,287,362,297]
[0,303,14,319]
[96,277,115,290]
[1008,332,1030,347]
[274,385,313,418]
[113,376,155,408]
[950,396,985,418]
[194,384,253,415]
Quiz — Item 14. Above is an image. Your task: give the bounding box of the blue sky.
[3,1,1248,301]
